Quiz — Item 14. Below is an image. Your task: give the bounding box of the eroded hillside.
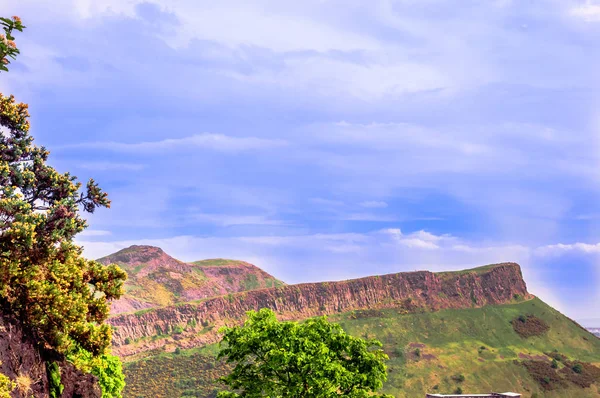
[98,245,284,314]
[109,262,531,358]
[122,298,600,398]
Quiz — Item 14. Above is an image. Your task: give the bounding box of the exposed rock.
[98,245,284,314]
[0,310,101,398]
[109,262,531,358]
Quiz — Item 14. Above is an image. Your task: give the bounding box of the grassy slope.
[122,298,600,398]
[191,259,245,267]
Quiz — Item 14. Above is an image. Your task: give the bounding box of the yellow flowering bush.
[0,93,127,356]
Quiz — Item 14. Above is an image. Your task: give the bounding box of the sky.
[1,0,600,323]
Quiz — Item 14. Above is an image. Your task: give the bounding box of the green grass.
[436,262,516,277]
[191,259,243,267]
[122,298,600,398]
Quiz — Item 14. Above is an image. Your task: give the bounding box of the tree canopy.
[0,92,127,356]
[217,308,393,398]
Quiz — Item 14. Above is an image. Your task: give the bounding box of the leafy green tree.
[0,16,25,72]
[217,308,393,398]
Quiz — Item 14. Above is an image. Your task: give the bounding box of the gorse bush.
[0,93,127,356]
[0,17,127,397]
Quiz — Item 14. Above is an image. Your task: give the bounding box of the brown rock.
[109,262,531,358]
[0,310,100,398]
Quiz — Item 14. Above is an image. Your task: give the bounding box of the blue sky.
[2,0,600,322]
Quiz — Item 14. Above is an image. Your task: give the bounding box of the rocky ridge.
[109,262,531,358]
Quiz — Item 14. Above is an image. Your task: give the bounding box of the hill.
[121,298,600,398]
[105,260,600,397]
[98,245,284,314]
[108,262,530,358]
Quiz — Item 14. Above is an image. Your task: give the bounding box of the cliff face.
[0,311,100,398]
[109,262,531,358]
[98,246,284,314]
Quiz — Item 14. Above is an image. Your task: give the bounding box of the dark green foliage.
[217,308,393,398]
[454,387,463,394]
[47,362,64,398]
[552,359,559,369]
[451,374,465,383]
[572,363,583,374]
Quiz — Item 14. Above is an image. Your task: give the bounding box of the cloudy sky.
[2,0,600,323]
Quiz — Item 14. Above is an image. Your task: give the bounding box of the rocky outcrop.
[109,262,531,358]
[99,246,284,314]
[0,310,101,398]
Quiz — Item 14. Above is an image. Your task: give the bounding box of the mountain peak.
[99,245,285,315]
[97,245,187,275]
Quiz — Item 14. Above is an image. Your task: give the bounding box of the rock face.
[0,310,101,398]
[98,245,285,314]
[109,262,531,358]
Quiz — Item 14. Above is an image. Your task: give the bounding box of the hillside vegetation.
[99,246,284,314]
[122,298,600,398]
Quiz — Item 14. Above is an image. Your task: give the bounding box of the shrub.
[47,362,64,398]
[521,360,566,391]
[512,315,550,338]
[0,94,127,356]
[0,374,13,398]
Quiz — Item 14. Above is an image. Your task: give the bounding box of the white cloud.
[78,229,600,318]
[360,200,388,208]
[64,133,288,153]
[78,229,112,237]
[193,213,284,227]
[342,213,398,222]
[79,162,145,171]
[535,242,600,255]
[570,2,600,22]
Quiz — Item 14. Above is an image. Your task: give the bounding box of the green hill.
[122,297,600,398]
[98,245,284,314]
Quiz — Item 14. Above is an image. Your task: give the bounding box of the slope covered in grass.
[122,298,600,398]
